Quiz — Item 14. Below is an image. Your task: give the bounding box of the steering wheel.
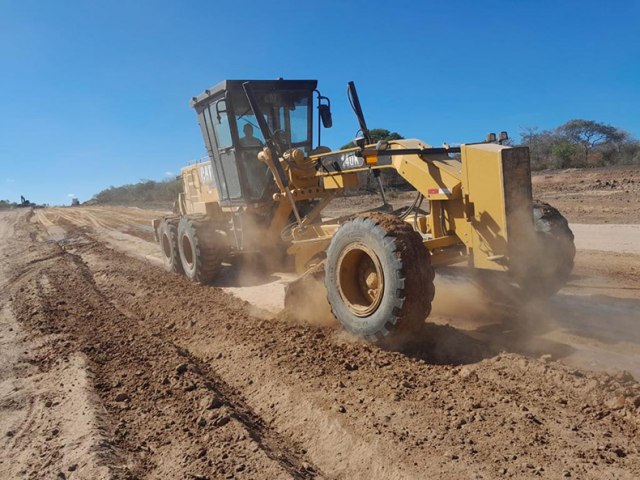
[272,129,289,151]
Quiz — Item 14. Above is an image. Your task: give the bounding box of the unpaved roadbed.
[571,224,640,254]
[37,205,640,380]
[1,208,640,478]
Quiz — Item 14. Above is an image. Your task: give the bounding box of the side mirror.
[315,91,332,148]
[319,103,332,128]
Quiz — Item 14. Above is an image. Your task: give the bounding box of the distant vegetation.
[90,120,638,205]
[521,119,639,170]
[358,122,639,184]
[92,178,181,206]
[0,200,18,210]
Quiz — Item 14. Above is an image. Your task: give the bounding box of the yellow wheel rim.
[336,243,384,317]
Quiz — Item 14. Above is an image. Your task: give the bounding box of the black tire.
[477,201,575,303]
[158,219,183,274]
[324,212,435,342]
[518,200,575,298]
[177,216,224,284]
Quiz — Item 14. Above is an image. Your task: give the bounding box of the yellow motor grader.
[153,79,575,341]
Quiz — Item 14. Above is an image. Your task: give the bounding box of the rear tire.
[476,201,575,303]
[518,200,575,298]
[158,219,183,274]
[324,213,435,342]
[177,216,224,284]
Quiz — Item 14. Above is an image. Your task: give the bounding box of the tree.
[551,142,579,169]
[519,127,563,169]
[340,128,404,150]
[519,119,636,169]
[557,119,627,164]
[619,140,640,165]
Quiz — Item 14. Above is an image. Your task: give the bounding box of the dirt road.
[34,206,640,379]
[1,207,639,479]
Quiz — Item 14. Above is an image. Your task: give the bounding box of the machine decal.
[427,188,452,195]
[199,164,216,187]
[340,152,365,169]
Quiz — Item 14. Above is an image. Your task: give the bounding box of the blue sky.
[1,0,639,205]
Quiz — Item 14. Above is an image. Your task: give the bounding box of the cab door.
[197,97,243,206]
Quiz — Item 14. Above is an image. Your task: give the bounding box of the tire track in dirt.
[71,227,640,478]
[1,211,118,480]
[76,244,434,478]
[9,215,319,479]
[172,346,321,479]
[6,210,640,479]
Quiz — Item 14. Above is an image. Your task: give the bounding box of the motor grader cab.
[154,79,575,342]
[187,80,321,208]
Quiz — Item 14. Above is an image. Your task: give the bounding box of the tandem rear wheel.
[159,216,226,284]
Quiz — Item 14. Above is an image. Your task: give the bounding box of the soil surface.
[531,165,640,224]
[1,167,639,479]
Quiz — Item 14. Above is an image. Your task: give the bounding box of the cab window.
[289,99,309,145]
[211,105,233,149]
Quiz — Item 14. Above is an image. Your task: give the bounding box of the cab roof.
[190,79,318,108]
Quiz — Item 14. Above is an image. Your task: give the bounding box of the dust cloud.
[280,262,336,327]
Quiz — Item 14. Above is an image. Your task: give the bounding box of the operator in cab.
[239,123,263,148]
[238,122,269,198]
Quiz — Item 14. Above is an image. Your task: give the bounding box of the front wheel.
[324,213,435,342]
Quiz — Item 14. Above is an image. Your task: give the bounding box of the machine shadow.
[547,293,640,345]
[383,288,640,366]
[378,273,579,366]
[381,310,576,367]
[213,263,280,288]
[379,322,503,365]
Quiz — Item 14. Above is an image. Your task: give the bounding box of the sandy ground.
[570,224,640,255]
[531,165,640,224]
[0,212,114,479]
[32,205,640,380]
[1,167,639,479]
